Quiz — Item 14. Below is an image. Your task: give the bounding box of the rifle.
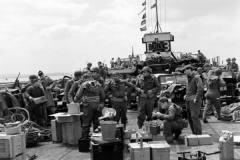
[13,72,21,89]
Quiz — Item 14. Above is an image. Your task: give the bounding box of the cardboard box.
[51,120,62,142]
[197,134,212,145]
[129,142,150,160]
[0,133,26,159]
[149,141,170,160]
[185,134,212,146]
[185,134,199,146]
[67,103,80,114]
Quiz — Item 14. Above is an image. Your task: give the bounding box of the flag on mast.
[142,0,146,6]
[142,13,146,19]
[151,3,156,9]
[138,7,146,15]
[140,26,147,31]
[141,19,146,25]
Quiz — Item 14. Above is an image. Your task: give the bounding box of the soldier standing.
[74,80,105,138]
[184,65,204,135]
[105,75,134,128]
[63,70,82,104]
[136,66,160,129]
[226,58,232,71]
[231,57,239,72]
[202,68,225,123]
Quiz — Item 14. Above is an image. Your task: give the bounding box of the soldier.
[105,74,134,128]
[63,70,82,104]
[226,58,232,71]
[38,71,56,117]
[202,68,225,123]
[74,79,105,138]
[184,65,204,135]
[136,66,160,129]
[25,75,47,126]
[68,72,92,103]
[231,57,239,72]
[83,62,92,73]
[153,97,185,143]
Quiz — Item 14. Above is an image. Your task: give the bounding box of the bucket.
[100,121,117,141]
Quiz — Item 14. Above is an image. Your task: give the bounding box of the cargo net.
[6,107,51,147]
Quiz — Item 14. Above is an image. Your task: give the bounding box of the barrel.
[100,121,117,141]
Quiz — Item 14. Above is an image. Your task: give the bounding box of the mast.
[154,0,162,33]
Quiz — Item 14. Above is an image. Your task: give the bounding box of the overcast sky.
[0,0,239,74]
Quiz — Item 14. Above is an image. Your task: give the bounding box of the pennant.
[140,26,147,31]
[142,13,146,19]
[151,3,156,9]
[142,0,146,6]
[141,19,146,25]
[138,7,146,15]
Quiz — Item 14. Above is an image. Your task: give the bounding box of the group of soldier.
[22,57,239,144]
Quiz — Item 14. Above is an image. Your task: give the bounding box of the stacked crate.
[50,113,83,146]
[0,133,26,160]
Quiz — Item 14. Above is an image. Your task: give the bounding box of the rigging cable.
[159,0,161,31]
[164,0,166,31]
[149,0,154,32]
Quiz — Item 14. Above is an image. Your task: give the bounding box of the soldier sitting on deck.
[152,97,185,143]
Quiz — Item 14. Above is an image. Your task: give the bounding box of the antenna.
[154,0,162,33]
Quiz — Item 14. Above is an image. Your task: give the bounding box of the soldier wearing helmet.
[74,79,105,138]
[135,66,160,129]
[64,70,82,104]
[24,75,46,126]
[83,62,92,73]
[226,58,232,71]
[202,68,225,123]
[231,57,239,72]
[105,74,135,129]
[68,71,87,103]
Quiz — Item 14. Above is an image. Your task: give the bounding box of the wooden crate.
[149,141,170,160]
[197,134,212,145]
[51,120,62,142]
[0,133,26,159]
[61,120,82,145]
[129,142,150,160]
[185,134,199,146]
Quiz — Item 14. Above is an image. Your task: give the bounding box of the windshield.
[159,74,187,85]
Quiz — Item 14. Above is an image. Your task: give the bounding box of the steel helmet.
[142,66,152,73]
[74,70,82,77]
[226,58,231,62]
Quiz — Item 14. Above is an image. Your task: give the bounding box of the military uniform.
[25,81,47,126]
[231,62,239,72]
[185,72,204,135]
[203,76,225,121]
[105,79,133,126]
[136,69,160,128]
[74,80,105,138]
[68,80,82,103]
[63,79,74,103]
[160,104,184,142]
